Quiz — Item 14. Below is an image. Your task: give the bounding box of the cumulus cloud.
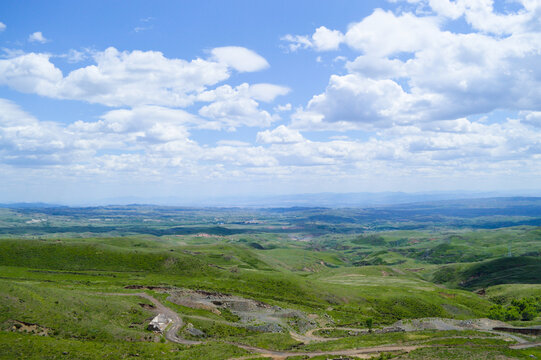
[312,26,344,51]
[282,26,344,52]
[428,0,541,35]
[28,31,48,43]
[281,34,312,52]
[0,46,278,109]
[1,97,541,191]
[210,46,269,72]
[274,103,292,112]
[247,83,290,102]
[2,5,541,192]
[346,55,406,79]
[0,48,227,107]
[60,49,88,63]
[0,53,63,95]
[344,10,440,56]
[301,74,441,129]
[521,111,541,127]
[199,96,274,130]
[257,125,305,144]
[0,98,89,166]
[198,83,284,129]
[71,106,197,144]
[290,4,541,130]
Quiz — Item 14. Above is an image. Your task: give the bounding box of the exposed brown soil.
[124,285,171,291]
[138,302,156,310]
[438,292,456,298]
[10,320,50,336]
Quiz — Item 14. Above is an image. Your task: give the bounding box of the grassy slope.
[0,234,538,358]
[432,256,541,289]
[0,332,248,360]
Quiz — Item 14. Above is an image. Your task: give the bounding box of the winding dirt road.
[103,292,540,359]
[103,292,201,345]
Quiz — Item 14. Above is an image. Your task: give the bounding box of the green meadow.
[1,201,540,358]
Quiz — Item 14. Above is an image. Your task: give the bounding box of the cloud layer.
[1,1,541,198]
[285,2,541,130]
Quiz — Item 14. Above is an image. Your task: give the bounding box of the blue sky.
[1,0,541,204]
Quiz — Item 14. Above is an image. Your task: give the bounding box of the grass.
[432,257,541,289]
[295,330,503,352]
[395,345,541,359]
[0,332,248,360]
[232,332,302,350]
[0,279,154,342]
[0,218,539,357]
[0,235,494,328]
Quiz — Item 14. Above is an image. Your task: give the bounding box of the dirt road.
[102,292,201,345]
[102,292,540,359]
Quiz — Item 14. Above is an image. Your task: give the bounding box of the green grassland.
[1,202,541,358]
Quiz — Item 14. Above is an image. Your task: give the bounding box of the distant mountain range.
[1,191,541,208]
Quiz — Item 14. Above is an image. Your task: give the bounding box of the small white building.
[147,314,171,332]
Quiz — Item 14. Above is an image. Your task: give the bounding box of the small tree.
[505,306,521,321]
[366,318,373,333]
[488,305,506,321]
[521,306,536,321]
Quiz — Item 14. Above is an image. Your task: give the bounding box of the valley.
[1,197,541,359]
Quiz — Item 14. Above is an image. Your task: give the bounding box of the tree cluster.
[488,296,541,321]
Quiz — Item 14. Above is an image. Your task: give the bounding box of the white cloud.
[3,4,541,194]
[199,96,274,130]
[216,140,251,147]
[0,22,5,32]
[282,10,439,55]
[521,111,541,127]
[0,48,229,107]
[197,83,282,129]
[247,83,290,102]
[0,53,63,95]
[73,106,196,144]
[28,31,48,43]
[391,0,541,35]
[0,47,283,112]
[274,103,292,112]
[436,0,539,35]
[257,125,305,144]
[344,10,440,57]
[300,74,439,129]
[203,145,279,167]
[0,48,25,58]
[282,26,344,52]
[61,49,88,63]
[210,46,269,72]
[290,5,541,130]
[346,55,406,79]
[281,34,312,52]
[61,47,230,107]
[0,98,89,166]
[312,26,344,51]
[1,98,541,192]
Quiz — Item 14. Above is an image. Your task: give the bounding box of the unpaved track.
[488,330,529,344]
[510,342,541,349]
[228,343,423,359]
[102,292,201,345]
[103,292,541,358]
[303,326,367,342]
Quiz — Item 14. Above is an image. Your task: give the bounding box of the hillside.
[0,202,540,359]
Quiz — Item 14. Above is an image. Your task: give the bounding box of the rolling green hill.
[432,257,541,289]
